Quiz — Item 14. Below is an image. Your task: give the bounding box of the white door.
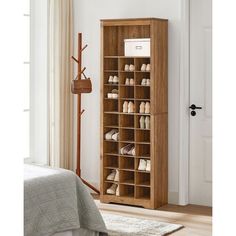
[189,0,212,206]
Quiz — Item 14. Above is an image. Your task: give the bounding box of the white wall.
[73,0,181,203]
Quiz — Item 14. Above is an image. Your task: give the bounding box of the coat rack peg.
[80,109,85,116]
[82,73,88,80]
[80,67,86,74]
[72,56,79,63]
[81,44,88,52]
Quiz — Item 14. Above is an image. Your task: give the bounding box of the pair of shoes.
[125,78,135,86]
[139,116,150,129]
[124,64,135,72]
[138,159,151,171]
[105,129,119,141]
[106,169,119,182]
[141,64,151,72]
[120,144,135,156]
[141,78,150,86]
[106,184,119,196]
[108,75,119,84]
[139,102,150,114]
[123,101,135,113]
[107,89,118,99]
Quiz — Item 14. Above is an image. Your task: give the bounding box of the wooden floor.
[93,195,212,236]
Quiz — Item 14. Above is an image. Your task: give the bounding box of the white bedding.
[53,228,98,236]
[24,164,107,236]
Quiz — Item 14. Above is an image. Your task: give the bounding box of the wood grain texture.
[101,18,168,209]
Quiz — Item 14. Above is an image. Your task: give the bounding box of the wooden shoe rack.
[100,18,168,209]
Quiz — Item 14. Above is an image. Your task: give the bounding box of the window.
[23,0,30,159]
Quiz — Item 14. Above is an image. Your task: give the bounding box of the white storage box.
[124,38,150,57]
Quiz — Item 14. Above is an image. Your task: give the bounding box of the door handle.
[189,104,202,110]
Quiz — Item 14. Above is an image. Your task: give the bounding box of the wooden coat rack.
[71,33,100,194]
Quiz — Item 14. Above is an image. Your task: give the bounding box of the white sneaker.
[139,102,145,114]
[146,64,151,72]
[145,116,150,129]
[129,78,134,86]
[116,185,120,196]
[106,170,116,181]
[125,78,130,85]
[111,132,119,141]
[108,76,113,84]
[141,64,147,72]
[124,64,129,71]
[123,101,128,113]
[145,102,150,114]
[114,169,119,182]
[138,159,147,171]
[146,79,150,86]
[107,93,113,98]
[127,146,135,156]
[105,129,118,140]
[146,160,151,172]
[112,93,118,99]
[141,78,147,86]
[128,101,134,113]
[113,76,119,84]
[106,184,117,195]
[139,116,145,129]
[120,144,133,155]
[129,64,135,71]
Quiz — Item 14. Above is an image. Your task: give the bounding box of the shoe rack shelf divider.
[100,18,168,209]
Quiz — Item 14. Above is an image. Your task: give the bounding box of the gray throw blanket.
[24,164,107,236]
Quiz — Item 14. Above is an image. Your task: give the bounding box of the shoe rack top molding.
[101,18,168,26]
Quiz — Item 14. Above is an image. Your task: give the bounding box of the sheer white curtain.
[49,0,74,169]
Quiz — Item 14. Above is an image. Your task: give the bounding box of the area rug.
[101,212,184,236]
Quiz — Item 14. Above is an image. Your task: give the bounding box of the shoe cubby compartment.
[119,58,134,71]
[135,101,150,114]
[135,72,150,86]
[135,115,151,130]
[104,72,119,84]
[120,114,134,128]
[104,58,118,71]
[119,86,134,99]
[120,156,135,170]
[120,185,135,198]
[120,129,134,142]
[104,99,118,112]
[135,158,150,171]
[134,58,150,72]
[136,144,150,157]
[119,99,135,113]
[135,86,150,100]
[136,130,150,143]
[119,73,135,86]
[104,155,119,169]
[120,170,135,185]
[104,142,118,154]
[104,114,119,127]
[135,186,150,200]
[104,86,119,99]
[104,127,119,139]
[119,143,135,156]
[135,172,150,186]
